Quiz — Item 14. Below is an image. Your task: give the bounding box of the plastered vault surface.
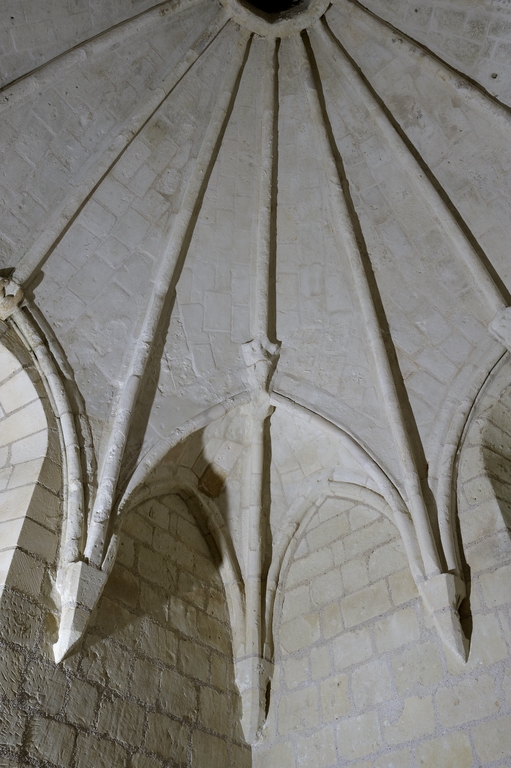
[1,0,511,766]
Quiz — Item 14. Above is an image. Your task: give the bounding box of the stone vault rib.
[0,0,206,95]
[237,35,280,743]
[12,6,229,287]
[53,25,254,664]
[317,17,508,323]
[267,392,424,605]
[299,29,440,580]
[343,0,511,118]
[311,16,511,577]
[299,27,468,662]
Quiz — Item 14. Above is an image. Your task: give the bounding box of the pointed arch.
[270,393,424,581]
[458,353,511,559]
[268,480,400,660]
[0,325,61,599]
[116,483,246,661]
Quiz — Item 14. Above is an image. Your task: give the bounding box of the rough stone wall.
[254,477,511,767]
[0,491,249,767]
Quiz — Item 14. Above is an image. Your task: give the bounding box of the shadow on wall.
[454,369,511,647]
[0,395,251,765]
[77,488,251,767]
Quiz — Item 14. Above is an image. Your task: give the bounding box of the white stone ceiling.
[2,0,510,483]
[1,0,511,682]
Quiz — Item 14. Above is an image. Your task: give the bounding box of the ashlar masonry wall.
[254,472,511,768]
[0,333,61,606]
[0,491,250,767]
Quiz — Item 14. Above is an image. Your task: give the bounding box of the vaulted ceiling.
[2,0,511,686]
[2,0,510,492]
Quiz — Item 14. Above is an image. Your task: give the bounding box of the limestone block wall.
[254,472,511,767]
[127,402,249,590]
[3,371,511,768]
[1,0,511,765]
[0,491,249,767]
[0,335,61,603]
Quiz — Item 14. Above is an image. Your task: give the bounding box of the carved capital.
[418,572,468,663]
[0,278,23,321]
[53,560,108,663]
[242,335,280,392]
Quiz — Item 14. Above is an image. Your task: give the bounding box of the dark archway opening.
[241,0,307,21]
[246,0,302,12]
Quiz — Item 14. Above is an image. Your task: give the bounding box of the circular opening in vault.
[241,0,308,22]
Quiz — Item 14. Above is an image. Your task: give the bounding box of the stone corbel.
[242,335,281,394]
[4,303,93,664]
[418,572,467,663]
[53,561,108,663]
[235,656,274,742]
[0,278,24,320]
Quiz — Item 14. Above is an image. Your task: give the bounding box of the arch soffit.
[123,390,404,514]
[457,353,511,525]
[268,480,398,654]
[425,339,506,575]
[0,330,57,596]
[0,333,49,500]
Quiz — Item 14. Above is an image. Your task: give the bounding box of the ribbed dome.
[1,0,507,489]
[1,0,511,757]
[242,0,304,18]
[2,0,509,487]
